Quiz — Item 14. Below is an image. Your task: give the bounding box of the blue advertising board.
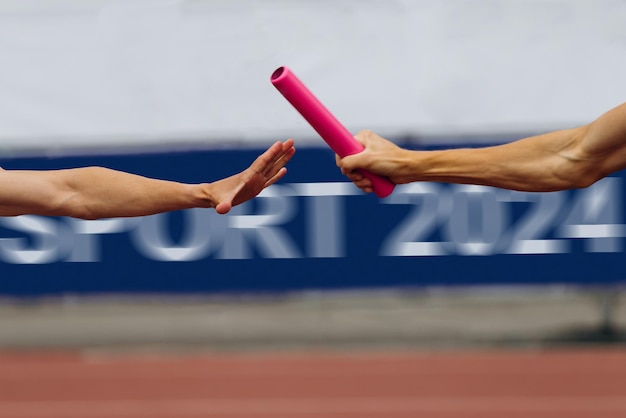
[0,144,625,297]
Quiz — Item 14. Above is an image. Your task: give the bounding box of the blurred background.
[0,1,625,417]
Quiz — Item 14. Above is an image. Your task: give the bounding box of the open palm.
[210,139,295,214]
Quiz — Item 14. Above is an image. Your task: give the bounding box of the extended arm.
[338,102,626,192]
[0,139,295,219]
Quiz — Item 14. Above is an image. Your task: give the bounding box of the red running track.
[1,348,626,418]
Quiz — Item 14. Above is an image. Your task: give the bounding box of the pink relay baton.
[270,66,395,198]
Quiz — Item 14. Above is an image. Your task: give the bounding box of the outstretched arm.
[338,102,626,192]
[0,139,295,219]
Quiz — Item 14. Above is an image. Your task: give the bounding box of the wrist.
[190,183,217,209]
[397,149,428,183]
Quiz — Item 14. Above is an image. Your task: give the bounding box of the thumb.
[215,201,232,215]
[340,153,359,172]
[341,148,372,172]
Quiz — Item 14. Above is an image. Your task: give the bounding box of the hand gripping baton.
[270,66,395,198]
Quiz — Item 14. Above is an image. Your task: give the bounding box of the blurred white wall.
[0,0,624,151]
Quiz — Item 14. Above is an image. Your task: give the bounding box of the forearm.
[416,102,626,192]
[0,139,294,219]
[0,167,211,219]
[410,128,589,192]
[344,104,626,193]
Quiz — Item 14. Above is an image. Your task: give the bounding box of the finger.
[282,138,295,151]
[353,130,371,146]
[263,167,288,188]
[339,153,358,172]
[271,139,295,165]
[263,146,296,180]
[258,140,295,177]
[355,178,373,189]
[248,141,284,176]
[347,171,364,182]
